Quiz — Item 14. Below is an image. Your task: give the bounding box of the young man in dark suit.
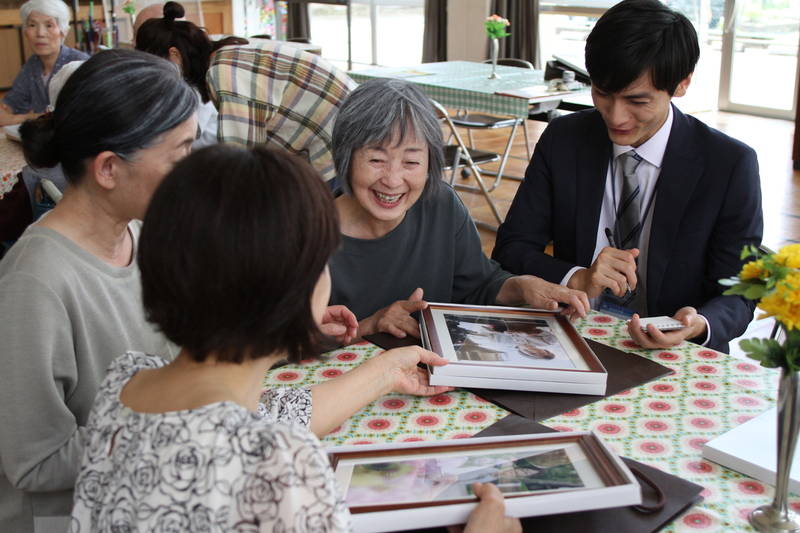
[492,0,763,353]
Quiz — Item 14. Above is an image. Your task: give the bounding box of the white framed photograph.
[421,304,606,394]
[328,431,641,532]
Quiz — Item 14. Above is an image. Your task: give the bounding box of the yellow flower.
[740,259,766,280]
[774,244,800,268]
[758,272,800,330]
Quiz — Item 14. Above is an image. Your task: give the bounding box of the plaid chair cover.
[208,41,357,181]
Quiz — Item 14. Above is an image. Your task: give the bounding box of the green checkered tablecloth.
[349,60,563,118]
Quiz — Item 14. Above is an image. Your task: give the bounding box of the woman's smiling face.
[348,126,429,233]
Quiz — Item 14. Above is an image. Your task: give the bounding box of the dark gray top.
[3,45,89,114]
[330,184,513,319]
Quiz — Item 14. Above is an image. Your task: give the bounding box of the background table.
[349,61,577,119]
[0,134,24,200]
[264,312,790,532]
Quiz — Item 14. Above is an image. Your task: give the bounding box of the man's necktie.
[616,150,647,314]
[616,150,643,249]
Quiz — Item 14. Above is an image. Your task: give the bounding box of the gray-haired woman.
[0,49,197,532]
[330,78,590,338]
[0,0,88,126]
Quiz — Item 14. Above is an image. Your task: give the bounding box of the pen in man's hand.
[604,227,632,295]
[604,227,617,249]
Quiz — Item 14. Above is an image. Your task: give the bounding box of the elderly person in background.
[0,49,197,532]
[329,78,590,339]
[0,0,88,126]
[132,2,164,41]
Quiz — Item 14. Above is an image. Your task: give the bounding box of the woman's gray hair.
[332,78,444,198]
[20,0,70,35]
[21,49,197,184]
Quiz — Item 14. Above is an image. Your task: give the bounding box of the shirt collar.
[612,103,673,168]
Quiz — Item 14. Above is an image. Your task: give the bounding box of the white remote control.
[637,316,685,331]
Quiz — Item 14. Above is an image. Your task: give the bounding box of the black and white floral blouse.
[69,352,352,532]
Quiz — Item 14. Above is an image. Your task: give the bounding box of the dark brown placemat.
[363,334,674,421]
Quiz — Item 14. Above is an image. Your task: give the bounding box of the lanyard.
[608,153,660,246]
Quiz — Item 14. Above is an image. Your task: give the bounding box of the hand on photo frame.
[496,275,590,321]
[358,288,429,338]
[447,483,522,533]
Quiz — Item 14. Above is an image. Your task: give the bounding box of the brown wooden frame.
[421,304,604,375]
[330,432,628,514]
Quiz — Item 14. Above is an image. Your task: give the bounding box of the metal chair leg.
[523,120,531,161]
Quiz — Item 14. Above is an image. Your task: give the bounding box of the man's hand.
[496,275,590,321]
[627,307,708,349]
[568,247,640,298]
[358,288,428,338]
[319,305,359,345]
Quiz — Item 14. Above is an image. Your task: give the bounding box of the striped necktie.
[616,150,643,249]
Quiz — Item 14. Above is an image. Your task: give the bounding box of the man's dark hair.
[138,145,340,364]
[585,0,699,95]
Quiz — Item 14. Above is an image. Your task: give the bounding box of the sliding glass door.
[718,0,799,119]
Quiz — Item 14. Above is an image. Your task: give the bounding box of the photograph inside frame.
[430,308,589,371]
[334,442,603,509]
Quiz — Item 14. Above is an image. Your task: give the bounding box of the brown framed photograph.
[329,431,640,532]
[421,303,606,394]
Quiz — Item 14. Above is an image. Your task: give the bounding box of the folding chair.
[446,58,534,192]
[431,99,503,232]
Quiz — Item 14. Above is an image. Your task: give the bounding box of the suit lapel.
[575,112,611,267]
[647,105,704,310]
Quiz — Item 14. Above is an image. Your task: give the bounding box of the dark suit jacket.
[492,105,763,353]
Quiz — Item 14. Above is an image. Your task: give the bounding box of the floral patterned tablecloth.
[0,136,25,199]
[263,312,785,532]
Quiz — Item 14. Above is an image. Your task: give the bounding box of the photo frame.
[421,303,607,394]
[329,431,640,532]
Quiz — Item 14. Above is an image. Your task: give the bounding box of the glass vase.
[489,38,500,80]
[750,366,800,532]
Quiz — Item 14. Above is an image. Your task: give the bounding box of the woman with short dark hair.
[0,49,197,532]
[330,78,590,339]
[71,145,520,532]
[135,1,247,146]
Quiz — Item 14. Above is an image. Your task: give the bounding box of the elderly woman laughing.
[329,78,590,338]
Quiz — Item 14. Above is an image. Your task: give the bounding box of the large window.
[537,0,798,117]
[308,0,425,69]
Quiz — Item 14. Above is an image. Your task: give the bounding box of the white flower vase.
[489,38,500,80]
[750,367,800,532]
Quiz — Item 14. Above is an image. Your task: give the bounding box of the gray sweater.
[0,223,176,533]
[330,183,513,320]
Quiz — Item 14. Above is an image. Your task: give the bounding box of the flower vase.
[489,38,500,79]
[750,366,800,533]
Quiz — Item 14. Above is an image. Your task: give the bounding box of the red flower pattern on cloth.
[336,352,358,361]
[682,512,713,528]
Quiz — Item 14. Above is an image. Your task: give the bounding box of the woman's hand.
[448,483,522,533]
[372,345,453,396]
[319,305,359,345]
[496,275,590,320]
[358,288,428,338]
